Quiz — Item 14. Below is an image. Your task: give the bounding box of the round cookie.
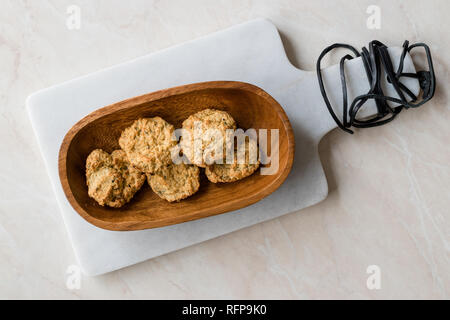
[147,163,200,202]
[205,136,260,183]
[119,117,177,174]
[110,150,147,202]
[180,109,236,168]
[86,149,146,208]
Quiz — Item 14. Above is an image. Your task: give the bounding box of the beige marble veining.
[0,0,449,299]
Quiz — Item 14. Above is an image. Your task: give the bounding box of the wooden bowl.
[59,81,295,231]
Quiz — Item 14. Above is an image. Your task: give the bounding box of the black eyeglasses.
[316,40,436,134]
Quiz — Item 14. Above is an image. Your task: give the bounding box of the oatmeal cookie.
[119,117,177,174]
[86,149,146,207]
[147,163,200,202]
[180,109,236,167]
[205,136,260,183]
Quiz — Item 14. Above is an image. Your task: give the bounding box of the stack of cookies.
[85,109,260,207]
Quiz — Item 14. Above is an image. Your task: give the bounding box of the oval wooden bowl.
[59,81,295,231]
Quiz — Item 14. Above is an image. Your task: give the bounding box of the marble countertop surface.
[1,0,448,299]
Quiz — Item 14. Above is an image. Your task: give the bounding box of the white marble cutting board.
[26,18,419,276]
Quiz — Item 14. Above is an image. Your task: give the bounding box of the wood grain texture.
[58,81,295,231]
